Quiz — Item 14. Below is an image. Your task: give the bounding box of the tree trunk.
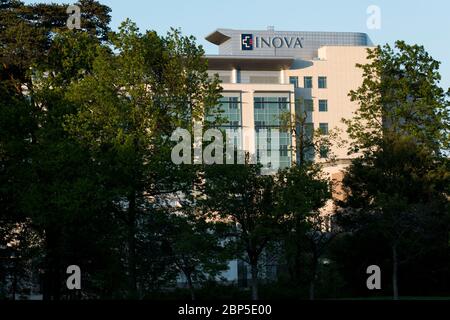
[42,268,50,301]
[250,262,259,300]
[43,229,61,301]
[11,257,17,301]
[392,245,399,300]
[298,135,304,165]
[185,272,195,301]
[309,251,318,300]
[309,280,315,301]
[127,192,138,298]
[294,219,302,284]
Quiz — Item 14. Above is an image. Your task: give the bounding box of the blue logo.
[241,34,253,50]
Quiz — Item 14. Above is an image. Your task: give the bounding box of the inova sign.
[241,34,304,51]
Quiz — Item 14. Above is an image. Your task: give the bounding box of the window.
[278,97,289,111]
[319,100,328,112]
[294,99,301,112]
[229,96,239,109]
[304,123,314,137]
[320,145,329,158]
[254,96,289,126]
[254,96,291,170]
[254,97,264,109]
[304,99,314,112]
[289,76,299,88]
[207,95,242,127]
[319,123,329,135]
[318,76,327,89]
[304,76,313,88]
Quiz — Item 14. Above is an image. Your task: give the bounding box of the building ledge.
[204,55,294,71]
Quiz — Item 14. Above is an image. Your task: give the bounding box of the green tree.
[1,1,116,300]
[274,164,331,300]
[0,0,111,91]
[279,98,343,165]
[201,158,282,300]
[153,206,231,301]
[344,41,450,155]
[338,135,449,299]
[338,41,450,299]
[64,20,221,298]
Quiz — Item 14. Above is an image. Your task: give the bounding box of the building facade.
[205,27,372,177]
[203,27,373,284]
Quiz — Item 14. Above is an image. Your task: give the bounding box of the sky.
[25,0,450,90]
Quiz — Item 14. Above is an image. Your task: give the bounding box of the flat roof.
[205,28,370,46]
[204,55,294,71]
[204,28,371,60]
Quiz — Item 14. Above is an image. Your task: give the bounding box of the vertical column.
[231,68,238,84]
[279,69,286,84]
[290,89,297,165]
[241,89,256,159]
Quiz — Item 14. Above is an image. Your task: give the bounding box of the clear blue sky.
[26,0,450,90]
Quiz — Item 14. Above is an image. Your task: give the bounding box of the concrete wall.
[286,46,370,165]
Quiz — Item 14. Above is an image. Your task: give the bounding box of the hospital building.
[203,27,373,283]
[205,27,373,181]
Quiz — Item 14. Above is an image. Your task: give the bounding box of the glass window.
[319,123,329,135]
[254,97,287,127]
[289,76,298,88]
[207,95,242,127]
[304,123,314,138]
[229,96,239,109]
[319,100,328,112]
[278,97,289,111]
[304,76,313,89]
[318,76,327,89]
[204,95,243,151]
[254,97,264,110]
[304,99,314,112]
[254,96,291,170]
[320,145,329,158]
[294,99,302,113]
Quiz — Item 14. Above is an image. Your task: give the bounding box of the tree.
[338,41,450,299]
[1,1,128,299]
[0,0,111,91]
[18,26,120,300]
[0,56,43,300]
[337,134,449,299]
[344,41,450,155]
[304,211,337,300]
[153,205,231,301]
[201,159,280,300]
[64,20,221,298]
[279,97,343,165]
[274,164,331,299]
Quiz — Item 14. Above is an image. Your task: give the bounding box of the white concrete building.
[202,27,373,284]
[205,28,372,175]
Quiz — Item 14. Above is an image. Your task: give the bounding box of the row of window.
[208,96,331,164]
[298,99,328,112]
[206,97,242,126]
[209,98,330,128]
[289,76,327,89]
[300,122,329,159]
